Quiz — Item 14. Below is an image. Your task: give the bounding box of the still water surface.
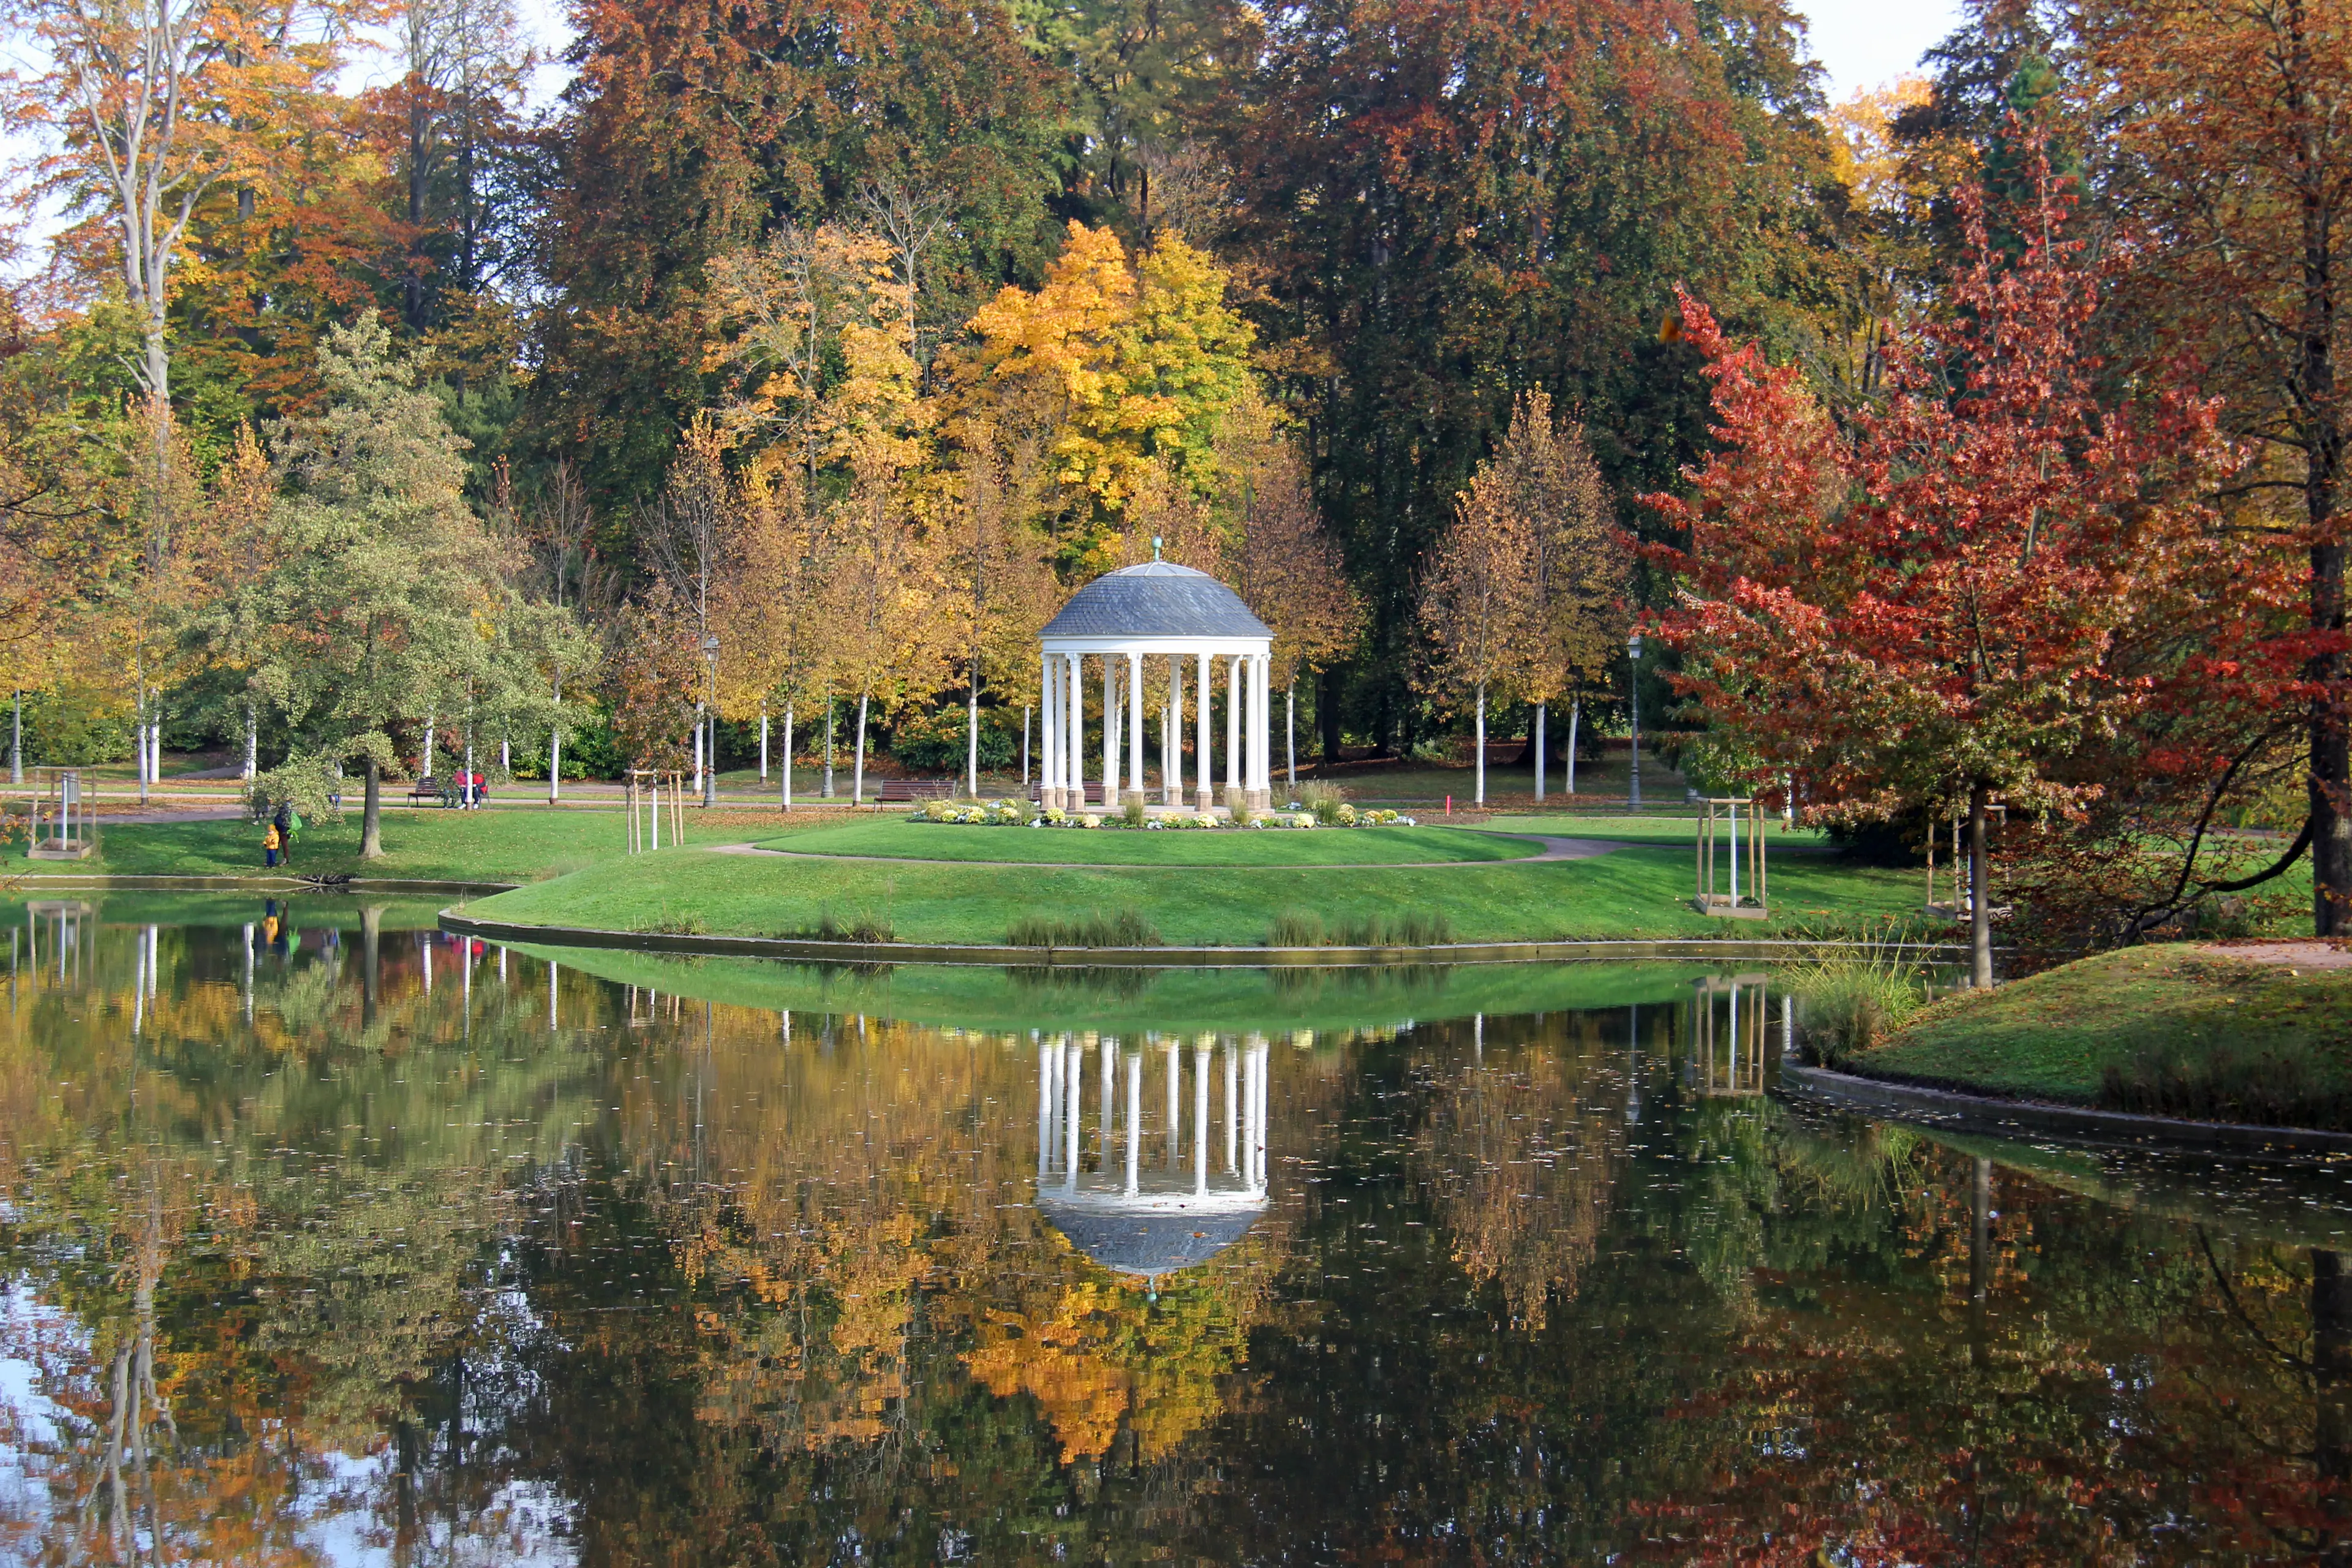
[1,899,2348,1564]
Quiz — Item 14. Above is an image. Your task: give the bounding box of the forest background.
[0,0,2345,940]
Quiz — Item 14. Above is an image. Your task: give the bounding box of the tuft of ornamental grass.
[1121,794,1148,828]
[1005,908,1163,948]
[1265,907,1454,947]
[1295,781,1349,825]
[772,903,895,943]
[1786,935,1936,1068]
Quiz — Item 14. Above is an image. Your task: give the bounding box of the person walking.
[272,802,298,867]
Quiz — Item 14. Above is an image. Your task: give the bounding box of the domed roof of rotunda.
[1036,1196,1262,1280]
[1041,562,1271,640]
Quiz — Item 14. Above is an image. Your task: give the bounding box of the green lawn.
[1856,944,2352,1128]
[12,805,785,883]
[753,818,1536,866]
[467,838,1928,946]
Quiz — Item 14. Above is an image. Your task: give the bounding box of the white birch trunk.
[243,704,256,782]
[781,704,794,811]
[853,692,870,805]
[967,657,981,800]
[1534,702,1547,803]
[823,699,835,798]
[1474,683,1487,805]
[1286,681,1297,794]
[1566,697,1580,795]
[760,704,769,781]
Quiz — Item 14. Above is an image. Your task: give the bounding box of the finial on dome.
[1152,535,1163,561]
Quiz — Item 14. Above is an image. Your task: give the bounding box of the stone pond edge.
[434,907,1970,971]
[1780,1061,2352,1158]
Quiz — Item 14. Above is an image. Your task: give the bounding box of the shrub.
[1122,794,1148,827]
[1297,781,1349,824]
[1267,908,1324,946]
[1266,908,1455,946]
[889,706,1017,771]
[775,906,895,943]
[1005,909,1163,948]
[1787,941,1934,1067]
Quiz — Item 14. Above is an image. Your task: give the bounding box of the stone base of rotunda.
[1247,789,1273,812]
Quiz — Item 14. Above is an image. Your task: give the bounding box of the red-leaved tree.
[1647,155,2303,981]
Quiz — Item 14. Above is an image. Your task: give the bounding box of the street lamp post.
[1627,632,1642,813]
[703,635,721,807]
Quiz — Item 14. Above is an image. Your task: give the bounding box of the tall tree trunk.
[1534,702,1547,802]
[2302,41,2352,935]
[1286,680,1297,793]
[760,703,769,781]
[243,704,256,781]
[1567,697,1580,794]
[9,689,18,785]
[1474,682,1487,805]
[1969,782,1992,987]
[853,691,870,805]
[549,677,563,805]
[823,698,835,798]
[781,703,794,811]
[1022,705,1030,787]
[362,760,385,859]
[967,652,981,799]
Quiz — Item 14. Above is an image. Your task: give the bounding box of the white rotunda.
[1038,562,1275,813]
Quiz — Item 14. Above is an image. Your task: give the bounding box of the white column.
[1066,652,1084,810]
[1098,1034,1115,1162]
[1127,652,1145,803]
[1223,1039,1237,1174]
[1193,1042,1211,1194]
[1124,1049,1142,1196]
[1250,654,1270,807]
[1166,1039,1181,1168]
[1166,655,1183,806]
[1040,652,1057,807]
[1038,1038,1055,1175]
[1063,1038,1082,1192]
[1232,653,1251,804]
[1195,650,1214,810]
[1251,1038,1269,1191]
[1096,653,1115,809]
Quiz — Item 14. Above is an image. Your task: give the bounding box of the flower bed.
[907,799,1417,829]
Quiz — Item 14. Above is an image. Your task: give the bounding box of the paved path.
[703,831,1634,871]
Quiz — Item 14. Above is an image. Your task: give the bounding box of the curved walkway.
[703,832,1630,872]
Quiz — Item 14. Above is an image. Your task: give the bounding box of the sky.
[1792,0,1967,100]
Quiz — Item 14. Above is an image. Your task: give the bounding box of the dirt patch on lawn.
[2199,938,2352,971]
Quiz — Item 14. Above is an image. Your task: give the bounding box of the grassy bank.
[753,819,1535,865]
[9,806,833,883]
[1850,944,2352,1128]
[466,838,1926,946]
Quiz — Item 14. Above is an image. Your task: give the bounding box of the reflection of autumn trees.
[620,1010,1283,1469]
[1406,1011,1627,1330]
[0,914,603,1561]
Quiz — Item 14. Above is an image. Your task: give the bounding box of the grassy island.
[462,819,1924,947]
[1845,943,2352,1129]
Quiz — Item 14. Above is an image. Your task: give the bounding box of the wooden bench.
[407,775,442,805]
[867,778,956,803]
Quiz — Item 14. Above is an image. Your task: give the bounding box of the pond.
[1,897,2346,1564]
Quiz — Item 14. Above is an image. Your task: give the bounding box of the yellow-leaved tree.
[956,221,1255,568]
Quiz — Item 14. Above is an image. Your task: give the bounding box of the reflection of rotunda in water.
[1035,1032,1271,1282]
